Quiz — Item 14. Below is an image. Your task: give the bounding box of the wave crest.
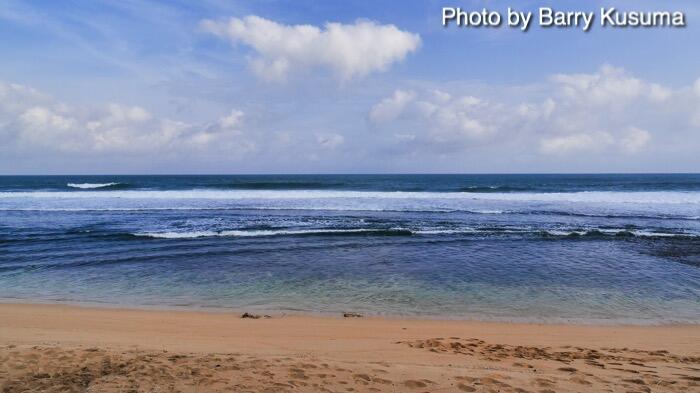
[3,190,698,204]
[133,228,412,239]
[67,182,121,189]
[457,185,533,192]
[129,226,699,240]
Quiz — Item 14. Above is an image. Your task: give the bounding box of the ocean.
[0,174,698,324]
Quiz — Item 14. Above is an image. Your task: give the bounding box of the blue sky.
[1,0,699,174]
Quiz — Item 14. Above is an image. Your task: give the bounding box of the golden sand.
[0,303,698,392]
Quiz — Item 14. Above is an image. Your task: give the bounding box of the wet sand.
[0,303,698,392]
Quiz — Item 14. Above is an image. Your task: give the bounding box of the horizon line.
[1,172,699,177]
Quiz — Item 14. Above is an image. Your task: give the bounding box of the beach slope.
[0,304,698,392]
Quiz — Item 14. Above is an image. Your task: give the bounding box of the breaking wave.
[2,189,700,204]
[133,228,413,239]
[67,182,122,189]
[0,188,700,204]
[130,227,699,240]
[218,181,347,190]
[542,229,699,238]
[457,185,533,192]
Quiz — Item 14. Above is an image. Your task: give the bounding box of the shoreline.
[2,298,697,327]
[1,303,699,392]
[2,303,698,352]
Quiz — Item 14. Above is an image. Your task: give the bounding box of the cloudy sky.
[1,0,699,174]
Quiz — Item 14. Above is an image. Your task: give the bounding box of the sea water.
[0,174,698,324]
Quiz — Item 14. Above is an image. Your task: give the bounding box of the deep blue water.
[1,174,699,324]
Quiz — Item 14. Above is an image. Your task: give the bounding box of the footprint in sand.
[353,374,371,382]
[570,375,591,385]
[403,380,427,388]
[457,383,476,391]
[373,377,392,385]
[623,378,647,385]
[289,367,308,380]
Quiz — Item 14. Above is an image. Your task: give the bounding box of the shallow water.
[1,174,699,324]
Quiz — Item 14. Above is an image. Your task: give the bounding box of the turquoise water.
[1,174,699,323]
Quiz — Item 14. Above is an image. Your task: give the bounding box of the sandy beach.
[0,304,697,392]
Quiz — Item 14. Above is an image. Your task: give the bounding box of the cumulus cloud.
[550,65,671,106]
[4,64,698,171]
[618,127,651,154]
[218,109,244,129]
[370,89,501,148]
[369,89,415,123]
[539,133,613,155]
[200,15,420,81]
[369,65,700,157]
[0,81,251,156]
[540,127,651,156]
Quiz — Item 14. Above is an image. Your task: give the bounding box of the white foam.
[414,228,478,235]
[546,230,588,236]
[630,230,694,238]
[134,226,700,239]
[545,229,698,238]
[67,182,120,189]
[2,190,699,220]
[133,228,403,239]
[1,189,698,204]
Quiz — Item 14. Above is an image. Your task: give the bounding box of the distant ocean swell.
[3,174,699,193]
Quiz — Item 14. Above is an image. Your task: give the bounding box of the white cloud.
[539,132,613,155]
[649,84,672,102]
[540,127,650,156]
[549,65,670,106]
[106,103,152,123]
[370,65,699,157]
[369,89,415,123]
[429,104,493,141]
[431,90,452,103]
[369,89,500,147]
[619,127,651,154]
[517,98,555,121]
[218,109,244,129]
[0,81,250,156]
[3,64,698,171]
[200,16,420,81]
[21,106,76,131]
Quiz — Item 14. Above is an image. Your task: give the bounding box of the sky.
[1,0,699,174]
